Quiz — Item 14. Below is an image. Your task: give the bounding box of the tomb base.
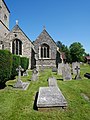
[37,87,67,111]
[14,80,30,90]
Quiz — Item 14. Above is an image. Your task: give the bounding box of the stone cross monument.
[75,66,81,80]
[14,65,24,88]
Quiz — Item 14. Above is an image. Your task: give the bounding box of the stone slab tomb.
[48,77,57,87]
[14,66,30,90]
[37,87,67,111]
[62,64,72,80]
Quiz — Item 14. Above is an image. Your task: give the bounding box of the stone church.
[0,0,61,69]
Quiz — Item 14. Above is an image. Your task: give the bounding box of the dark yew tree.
[56,41,71,63]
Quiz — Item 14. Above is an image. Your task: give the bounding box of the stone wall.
[0,21,9,38]
[0,0,10,28]
[36,59,56,69]
[4,25,35,69]
[34,29,57,68]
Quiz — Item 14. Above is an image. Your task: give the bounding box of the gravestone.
[48,77,57,87]
[84,73,90,79]
[58,63,64,75]
[62,64,72,80]
[37,87,67,111]
[31,68,38,81]
[14,66,30,90]
[23,70,28,76]
[41,60,44,72]
[72,62,80,75]
[74,66,81,80]
[52,67,57,72]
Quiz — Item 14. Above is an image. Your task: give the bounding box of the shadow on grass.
[33,92,38,111]
[0,83,6,89]
[57,79,63,81]
[8,85,13,87]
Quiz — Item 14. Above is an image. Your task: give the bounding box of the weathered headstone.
[74,66,81,79]
[58,63,64,75]
[23,70,28,76]
[62,64,72,80]
[72,62,80,75]
[48,77,57,87]
[40,60,44,72]
[14,66,30,90]
[31,68,38,81]
[37,87,67,111]
[52,67,57,72]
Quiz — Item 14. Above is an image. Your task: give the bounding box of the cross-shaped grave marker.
[14,65,30,90]
[16,65,24,82]
[14,65,24,88]
[74,66,81,79]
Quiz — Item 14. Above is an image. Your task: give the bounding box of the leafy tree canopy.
[69,42,85,62]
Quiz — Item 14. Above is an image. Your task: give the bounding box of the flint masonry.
[0,0,60,69]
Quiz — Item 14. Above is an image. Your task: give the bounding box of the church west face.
[0,0,59,69]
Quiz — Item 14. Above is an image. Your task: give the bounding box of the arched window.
[41,44,49,58]
[12,39,22,55]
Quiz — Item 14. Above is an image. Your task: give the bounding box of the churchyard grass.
[0,64,90,120]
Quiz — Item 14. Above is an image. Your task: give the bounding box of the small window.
[4,14,7,20]
[4,33,7,36]
[15,34,17,37]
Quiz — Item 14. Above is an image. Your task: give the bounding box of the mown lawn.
[0,64,90,120]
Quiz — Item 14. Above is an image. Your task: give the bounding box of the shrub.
[20,57,29,71]
[0,50,12,84]
[11,55,20,79]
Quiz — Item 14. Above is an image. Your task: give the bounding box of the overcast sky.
[5,0,90,53]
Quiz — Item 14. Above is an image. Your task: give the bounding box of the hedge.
[20,57,29,71]
[0,50,29,84]
[0,50,12,84]
[11,55,20,79]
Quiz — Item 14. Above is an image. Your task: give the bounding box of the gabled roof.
[85,56,90,60]
[34,28,57,47]
[2,0,10,13]
[10,24,32,43]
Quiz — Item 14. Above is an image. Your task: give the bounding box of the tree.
[62,45,72,63]
[56,41,71,63]
[69,42,85,62]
